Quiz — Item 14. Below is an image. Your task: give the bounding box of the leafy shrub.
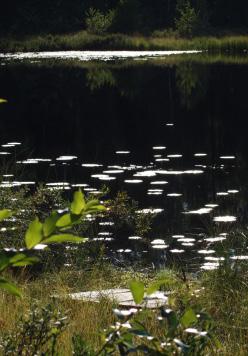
[101,279,220,355]
[85,8,114,35]
[0,189,105,297]
[0,185,65,249]
[175,0,200,38]
[0,304,67,355]
[72,334,96,356]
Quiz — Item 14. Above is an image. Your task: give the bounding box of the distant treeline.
[1,0,247,36]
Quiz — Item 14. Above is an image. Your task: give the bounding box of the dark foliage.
[0,0,247,36]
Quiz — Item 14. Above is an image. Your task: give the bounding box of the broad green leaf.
[42,234,86,244]
[129,280,145,305]
[86,205,106,213]
[0,278,22,297]
[0,253,10,272]
[180,308,198,328]
[56,213,72,228]
[71,189,86,215]
[43,212,59,237]
[76,198,106,216]
[25,217,43,249]
[85,200,100,209]
[9,253,39,267]
[0,209,12,222]
[56,212,82,228]
[0,98,7,104]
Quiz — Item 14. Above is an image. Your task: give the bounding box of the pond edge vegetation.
[1,32,248,53]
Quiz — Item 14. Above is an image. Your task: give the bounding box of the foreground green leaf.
[43,212,59,237]
[0,98,7,104]
[0,278,22,297]
[9,253,39,267]
[42,234,86,244]
[129,280,145,305]
[87,205,106,214]
[71,189,86,215]
[0,253,11,272]
[180,308,198,328]
[0,209,12,222]
[56,213,73,228]
[25,217,43,249]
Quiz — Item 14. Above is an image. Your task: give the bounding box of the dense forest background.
[0,0,247,36]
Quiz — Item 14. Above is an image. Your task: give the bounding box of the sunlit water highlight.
[0,50,201,62]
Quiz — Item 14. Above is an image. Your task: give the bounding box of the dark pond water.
[0,52,248,271]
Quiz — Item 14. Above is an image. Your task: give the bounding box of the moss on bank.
[1,31,248,53]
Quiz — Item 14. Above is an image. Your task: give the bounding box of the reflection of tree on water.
[176,62,209,109]
[86,68,116,91]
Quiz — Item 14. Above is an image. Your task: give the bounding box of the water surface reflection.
[0,54,248,270]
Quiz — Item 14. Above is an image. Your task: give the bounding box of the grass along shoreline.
[1,263,248,355]
[1,31,248,53]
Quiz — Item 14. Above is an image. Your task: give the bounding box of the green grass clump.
[197,263,248,355]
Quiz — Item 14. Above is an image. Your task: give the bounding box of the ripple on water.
[213,216,237,222]
[125,179,143,184]
[184,208,212,215]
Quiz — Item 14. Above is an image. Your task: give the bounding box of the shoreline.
[0,32,248,53]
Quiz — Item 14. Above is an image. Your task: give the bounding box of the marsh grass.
[1,31,248,53]
[195,263,248,355]
[1,262,248,354]
[0,265,156,354]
